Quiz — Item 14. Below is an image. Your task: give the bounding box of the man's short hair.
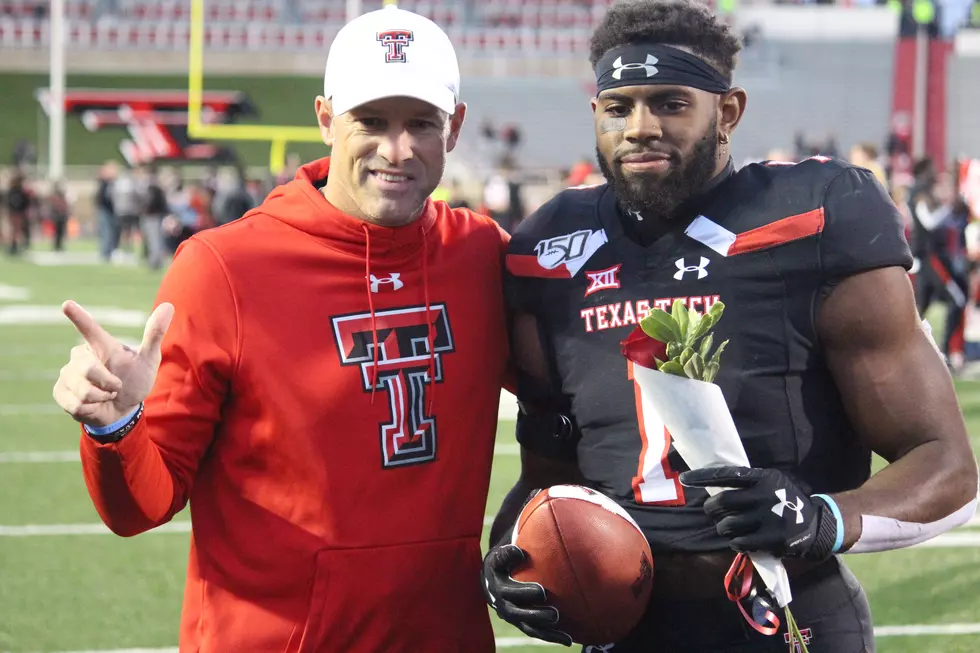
[589,0,742,84]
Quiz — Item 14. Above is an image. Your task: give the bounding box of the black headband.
[595,43,730,95]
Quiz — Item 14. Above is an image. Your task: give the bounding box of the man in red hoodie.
[51,6,508,652]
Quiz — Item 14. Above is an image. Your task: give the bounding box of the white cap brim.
[331,77,457,116]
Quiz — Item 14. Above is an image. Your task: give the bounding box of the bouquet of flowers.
[621,299,808,652]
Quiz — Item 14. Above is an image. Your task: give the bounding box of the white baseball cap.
[323,5,460,116]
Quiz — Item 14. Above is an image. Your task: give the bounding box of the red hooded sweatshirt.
[79,158,509,653]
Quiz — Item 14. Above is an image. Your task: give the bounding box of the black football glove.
[679,466,839,560]
[482,488,574,648]
[481,544,573,646]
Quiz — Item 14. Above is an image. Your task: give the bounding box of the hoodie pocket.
[292,536,495,653]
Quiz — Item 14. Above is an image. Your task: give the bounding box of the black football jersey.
[505,157,913,553]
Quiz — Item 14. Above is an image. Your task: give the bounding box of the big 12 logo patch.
[331,304,454,468]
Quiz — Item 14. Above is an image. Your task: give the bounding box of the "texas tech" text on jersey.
[581,294,721,333]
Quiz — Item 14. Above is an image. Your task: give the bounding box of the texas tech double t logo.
[377,29,413,63]
[332,305,454,468]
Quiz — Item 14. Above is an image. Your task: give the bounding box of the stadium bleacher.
[2,0,971,52]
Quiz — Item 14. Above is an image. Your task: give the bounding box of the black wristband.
[85,403,144,444]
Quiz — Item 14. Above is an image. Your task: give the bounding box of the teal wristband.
[812,493,845,553]
[84,405,141,436]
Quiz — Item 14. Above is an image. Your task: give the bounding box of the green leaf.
[666,341,683,359]
[683,353,704,381]
[658,360,687,377]
[672,299,690,341]
[679,347,695,367]
[707,300,726,323]
[654,357,665,369]
[683,355,699,380]
[698,333,714,361]
[685,308,702,346]
[704,361,720,383]
[692,353,704,379]
[640,309,682,343]
[639,315,675,344]
[709,339,729,366]
[689,312,716,343]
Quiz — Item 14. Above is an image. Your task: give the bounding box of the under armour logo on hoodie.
[370,273,404,293]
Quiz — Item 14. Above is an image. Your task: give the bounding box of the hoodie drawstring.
[362,224,380,404]
[422,230,436,418]
[361,221,436,431]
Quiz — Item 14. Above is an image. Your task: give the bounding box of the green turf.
[1,72,327,169]
[0,536,188,652]
[2,243,980,652]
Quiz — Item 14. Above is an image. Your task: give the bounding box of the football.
[511,485,654,645]
[536,248,567,270]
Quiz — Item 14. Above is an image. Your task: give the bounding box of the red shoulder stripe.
[505,254,573,279]
[728,208,825,256]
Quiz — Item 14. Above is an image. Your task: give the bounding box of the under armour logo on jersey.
[772,488,805,524]
[585,645,616,653]
[674,257,710,280]
[611,54,658,80]
[584,264,622,297]
[369,273,404,292]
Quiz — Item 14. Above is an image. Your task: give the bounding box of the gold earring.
[719,134,729,145]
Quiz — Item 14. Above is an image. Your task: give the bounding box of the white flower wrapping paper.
[631,363,793,608]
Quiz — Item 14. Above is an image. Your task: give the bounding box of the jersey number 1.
[628,362,686,506]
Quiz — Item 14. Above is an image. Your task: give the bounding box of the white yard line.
[0,370,59,381]
[0,516,976,541]
[0,404,64,416]
[8,644,551,653]
[3,649,181,653]
[0,305,147,327]
[875,623,980,636]
[0,444,522,462]
[0,451,79,463]
[913,532,980,548]
[26,251,139,267]
[0,345,80,357]
[7,624,980,653]
[495,640,556,648]
[0,283,30,301]
[0,521,192,536]
[0,517,497,536]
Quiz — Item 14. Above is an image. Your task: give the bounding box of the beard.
[597,120,719,220]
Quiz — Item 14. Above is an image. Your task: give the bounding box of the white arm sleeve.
[849,494,978,553]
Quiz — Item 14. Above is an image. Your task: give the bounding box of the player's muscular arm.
[483,311,580,647]
[819,266,979,551]
[491,448,586,546]
[490,312,585,547]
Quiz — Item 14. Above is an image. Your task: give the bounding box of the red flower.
[620,327,668,370]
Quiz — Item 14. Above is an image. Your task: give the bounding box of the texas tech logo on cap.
[378,30,414,63]
[332,304,455,468]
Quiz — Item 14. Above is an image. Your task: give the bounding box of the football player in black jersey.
[481,1,979,651]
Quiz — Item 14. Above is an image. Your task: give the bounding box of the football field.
[2,246,980,652]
